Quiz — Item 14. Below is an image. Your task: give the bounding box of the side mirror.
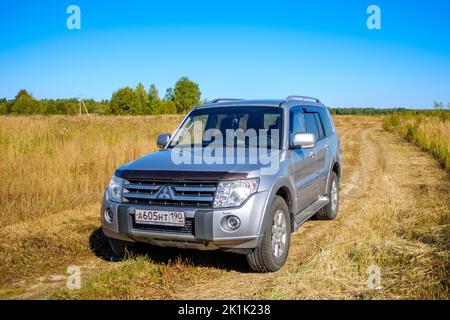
[157,134,171,149]
[292,132,316,149]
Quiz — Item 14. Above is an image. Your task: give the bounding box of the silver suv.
[102,96,343,272]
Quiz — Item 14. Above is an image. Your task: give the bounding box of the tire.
[246,196,291,272]
[107,237,135,259]
[315,171,340,220]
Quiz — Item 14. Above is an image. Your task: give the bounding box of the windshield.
[169,107,283,149]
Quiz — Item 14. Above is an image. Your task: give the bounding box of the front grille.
[132,218,195,235]
[122,179,217,208]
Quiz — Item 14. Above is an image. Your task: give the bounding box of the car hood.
[115,148,284,180]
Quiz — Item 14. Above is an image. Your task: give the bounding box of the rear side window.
[313,113,325,139]
[318,108,334,137]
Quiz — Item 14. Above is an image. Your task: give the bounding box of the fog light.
[221,215,241,232]
[227,216,241,229]
[104,208,113,223]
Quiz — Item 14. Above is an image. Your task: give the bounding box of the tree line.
[0,76,202,115]
[330,107,407,115]
[1,79,448,116]
[330,102,450,115]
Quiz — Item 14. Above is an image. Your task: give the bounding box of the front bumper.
[101,191,269,251]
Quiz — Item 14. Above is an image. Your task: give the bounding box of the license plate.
[134,209,185,227]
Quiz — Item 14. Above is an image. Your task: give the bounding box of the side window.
[313,113,325,139]
[304,113,321,141]
[318,108,334,137]
[289,107,306,145]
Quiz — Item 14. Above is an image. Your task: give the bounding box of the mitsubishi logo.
[157,185,172,200]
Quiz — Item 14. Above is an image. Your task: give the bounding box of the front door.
[289,107,318,212]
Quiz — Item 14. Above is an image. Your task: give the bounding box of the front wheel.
[246,196,291,272]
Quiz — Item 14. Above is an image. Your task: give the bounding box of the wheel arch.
[275,186,294,230]
[257,177,296,239]
[332,161,341,179]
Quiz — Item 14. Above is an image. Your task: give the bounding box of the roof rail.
[209,98,244,103]
[284,96,321,103]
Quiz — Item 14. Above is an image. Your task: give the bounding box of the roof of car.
[195,98,326,110]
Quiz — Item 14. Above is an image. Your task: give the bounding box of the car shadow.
[89,227,252,273]
[89,227,118,261]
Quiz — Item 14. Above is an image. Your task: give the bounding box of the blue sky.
[0,0,449,108]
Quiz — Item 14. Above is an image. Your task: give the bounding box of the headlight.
[106,176,123,203]
[213,178,259,208]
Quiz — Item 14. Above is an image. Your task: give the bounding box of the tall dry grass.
[0,115,183,225]
[383,112,450,170]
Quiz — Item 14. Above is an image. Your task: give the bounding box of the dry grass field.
[383,112,450,171]
[0,115,448,299]
[0,115,183,226]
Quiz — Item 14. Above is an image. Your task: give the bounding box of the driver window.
[290,107,306,145]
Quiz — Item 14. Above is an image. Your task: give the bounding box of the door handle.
[307,151,315,159]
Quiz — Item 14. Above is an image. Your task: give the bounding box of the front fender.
[255,176,296,243]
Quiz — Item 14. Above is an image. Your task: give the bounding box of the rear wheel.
[107,237,135,259]
[246,196,291,272]
[315,171,340,220]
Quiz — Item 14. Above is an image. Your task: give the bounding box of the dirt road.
[2,117,449,299]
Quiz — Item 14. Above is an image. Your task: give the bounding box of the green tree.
[164,87,174,101]
[93,101,109,115]
[109,87,137,115]
[433,101,444,110]
[148,84,161,115]
[38,100,49,114]
[134,83,149,115]
[12,89,39,114]
[173,77,201,114]
[66,100,79,115]
[15,90,32,100]
[155,100,177,114]
[0,102,8,115]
